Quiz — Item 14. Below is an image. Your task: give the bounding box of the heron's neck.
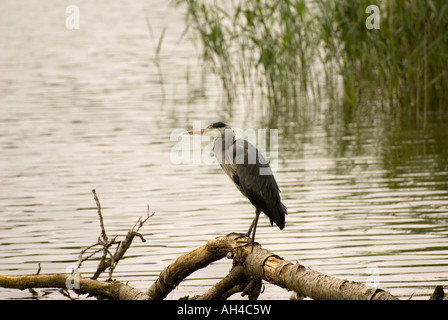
[213,129,235,156]
[218,129,235,146]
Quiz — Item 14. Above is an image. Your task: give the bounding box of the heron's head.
[187,122,232,137]
[204,122,231,135]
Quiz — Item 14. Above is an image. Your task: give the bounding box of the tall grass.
[146,18,167,104]
[176,0,448,127]
[318,0,448,127]
[178,0,317,115]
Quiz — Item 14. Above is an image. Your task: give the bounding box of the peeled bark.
[247,249,398,300]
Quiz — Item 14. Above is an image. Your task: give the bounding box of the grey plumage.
[207,122,287,241]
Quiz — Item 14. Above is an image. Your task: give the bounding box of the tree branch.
[0,193,155,300]
[0,274,150,300]
[92,189,108,243]
[196,265,246,300]
[147,233,244,300]
[238,245,398,300]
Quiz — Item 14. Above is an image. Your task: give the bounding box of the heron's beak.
[186,129,205,135]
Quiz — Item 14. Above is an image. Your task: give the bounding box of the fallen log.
[0,233,399,300]
[147,233,398,300]
[0,190,401,300]
[239,242,398,300]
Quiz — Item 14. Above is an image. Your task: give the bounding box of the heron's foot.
[234,233,250,242]
[234,233,253,244]
[234,234,257,252]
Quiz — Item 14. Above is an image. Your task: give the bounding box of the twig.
[107,209,154,280]
[77,192,154,281]
[91,235,119,281]
[92,189,108,243]
[91,189,112,280]
[77,242,101,270]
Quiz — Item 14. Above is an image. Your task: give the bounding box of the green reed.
[175,0,448,127]
[178,0,316,114]
[318,0,448,127]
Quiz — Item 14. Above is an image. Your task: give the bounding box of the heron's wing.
[233,140,286,226]
[216,138,285,229]
[232,139,273,176]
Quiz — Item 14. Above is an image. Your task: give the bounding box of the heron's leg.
[246,213,256,237]
[235,209,260,248]
[246,209,261,244]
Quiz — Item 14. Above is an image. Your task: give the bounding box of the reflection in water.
[0,0,447,300]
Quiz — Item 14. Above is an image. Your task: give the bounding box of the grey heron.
[188,122,287,244]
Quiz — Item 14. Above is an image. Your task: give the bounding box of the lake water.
[1,0,447,300]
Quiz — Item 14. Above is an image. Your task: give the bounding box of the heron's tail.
[278,201,287,230]
[271,201,287,230]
